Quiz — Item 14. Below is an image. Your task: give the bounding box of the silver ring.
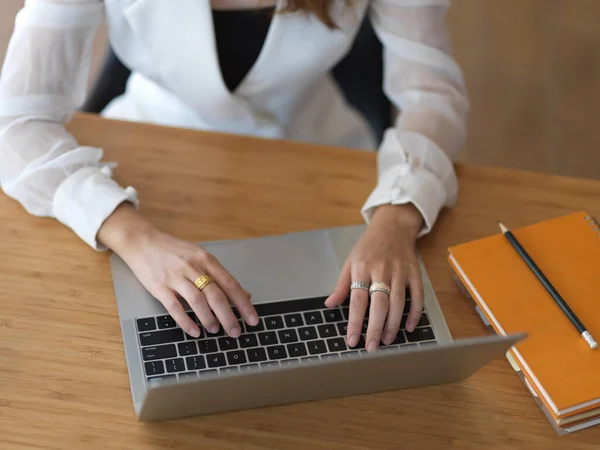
[369,282,391,296]
[350,281,369,291]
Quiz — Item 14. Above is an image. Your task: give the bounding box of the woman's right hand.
[98,203,258,338]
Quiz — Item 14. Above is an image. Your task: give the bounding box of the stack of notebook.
[448,211,600,434]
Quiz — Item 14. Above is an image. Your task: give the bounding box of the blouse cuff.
[361,165,448,238]
[53,166,139,251]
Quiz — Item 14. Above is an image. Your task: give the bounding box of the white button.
[100,166,112,177]
[392,187,403,197]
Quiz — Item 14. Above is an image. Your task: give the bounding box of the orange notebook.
[448,211,600,425]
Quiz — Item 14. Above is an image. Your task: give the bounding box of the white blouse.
[0,0,468,250]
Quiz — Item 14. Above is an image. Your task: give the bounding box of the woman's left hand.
[325,203,425,353]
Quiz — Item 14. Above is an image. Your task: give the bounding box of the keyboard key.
[177,342,198,356]
[298,326,318,341]
[207,353,227,368]
[317,324,337,339]
[418,313,430,327]
[327,337,347,352]
[198,339,219,354]
[247,347,268,363]
[267,345,288,360]
[218,337,238,351]
[265,316,285,330]
[324,309,343,323]
[403,301,411,314]
[336,322,348,336]
[226,350,247,365]
[157,315,177,329]
[258,331,278,346]
[303,311,323,325]
[187,311,198,323]
[147,374,176,385]
[406,327,435,342]
[142,344,177,361]
[198,369,218,377]
[165,358,185,373]
[391,332,406,345]
[260,361,280,369]
[245,319,265,333]
[281,359,299,367]
[405,288,412,300]
[220,367,239,375]
[287,342,308,357]
[284,313,304,328]
[341,350,360,358]
[254,297,328,316]
[240,334,259,348]
[179,372,198,380]
[401,315,408,329]
[186,355,206,371]
[144,361,165,376]
[300,356,319,364]
[342,307,350,320]
[277,329,298,343]
[355,335,366,349]
[307,340,328,355]
[139,329,184,346]
[362,320,369,334]
[137,317,156,332]
[322,353,340,362]
[240,364,259,372]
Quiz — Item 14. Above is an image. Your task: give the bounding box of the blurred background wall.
[1,0,598,179]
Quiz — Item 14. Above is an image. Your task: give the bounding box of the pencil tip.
[498,222,509,234]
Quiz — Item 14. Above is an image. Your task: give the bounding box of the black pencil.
[498,222,597,350]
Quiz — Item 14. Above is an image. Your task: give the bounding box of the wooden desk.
[1,114,599,449]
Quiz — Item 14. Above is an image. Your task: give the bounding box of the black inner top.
[212,7,275,92]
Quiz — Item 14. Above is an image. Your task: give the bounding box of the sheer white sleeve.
[362,0,469,235]
[0,0,138,250]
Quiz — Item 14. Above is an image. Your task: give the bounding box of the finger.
[198,252,259,326]
[174,280,220,334]
[155,288,200,337]
[202,282,241,338]
[325,258,351,307]
[346,263,369,348]
[382,276,406,345]
[405,262,424,332]
[366,264,392,352]
[366,289,389,352]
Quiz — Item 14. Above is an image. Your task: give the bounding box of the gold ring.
[369,282,391,296]
[194,274,214,290]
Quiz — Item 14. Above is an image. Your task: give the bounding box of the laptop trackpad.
[203,231,341,304]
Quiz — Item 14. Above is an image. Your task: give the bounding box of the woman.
[0,0,468,353]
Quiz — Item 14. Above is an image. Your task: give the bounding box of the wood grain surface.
[1,114,600,449]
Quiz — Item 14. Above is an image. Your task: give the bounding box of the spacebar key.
[140,329,184,346]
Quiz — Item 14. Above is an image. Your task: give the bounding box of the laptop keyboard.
[136,295,438,386]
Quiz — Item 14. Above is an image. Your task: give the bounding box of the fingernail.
[348,334,358,347]
[407,321,417,333]
[367,341,378,353]
[383,333,394,345]
[248,313,259,326]
[209,324,220,334]
[189,328,200,338]
[230,327,241,339]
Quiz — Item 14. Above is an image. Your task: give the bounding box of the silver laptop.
[109,224,524,421]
